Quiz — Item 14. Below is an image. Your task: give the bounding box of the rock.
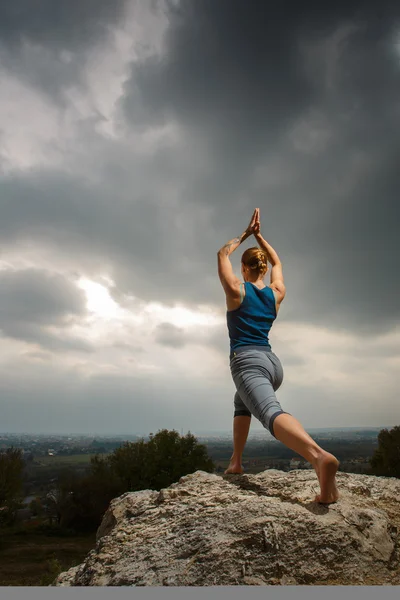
[53,470,400,586]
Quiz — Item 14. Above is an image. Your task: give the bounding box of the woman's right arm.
[254,232,286,303]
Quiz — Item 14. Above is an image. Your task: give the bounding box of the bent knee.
[234,409,252,418]
[266,410,291,438]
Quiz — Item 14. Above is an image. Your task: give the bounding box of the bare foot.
[314,452,339,504]
[224,463,244,475]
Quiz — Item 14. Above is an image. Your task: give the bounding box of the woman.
[217,208,339,504]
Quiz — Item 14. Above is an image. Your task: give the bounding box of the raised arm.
[254,227,286,304]
[217,232,249,297]
[217,209,258,298]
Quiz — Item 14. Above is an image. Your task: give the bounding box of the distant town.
[0,426,384,462]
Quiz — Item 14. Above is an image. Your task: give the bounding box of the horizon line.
[0,425,392,437]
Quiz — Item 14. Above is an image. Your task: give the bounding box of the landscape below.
[1,426,399,586]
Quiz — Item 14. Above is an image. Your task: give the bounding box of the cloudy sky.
[0,0,399,435]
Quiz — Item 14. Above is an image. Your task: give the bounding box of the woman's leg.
[231,349,339,504]
[225,391,252,474]
[225,414,252,474]
[272,413,339,504]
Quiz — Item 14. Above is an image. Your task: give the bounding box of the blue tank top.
[226,282,277,353]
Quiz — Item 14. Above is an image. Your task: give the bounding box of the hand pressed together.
[245,207,261,237]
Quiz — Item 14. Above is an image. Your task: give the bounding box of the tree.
[146,429,215,490]
[69,457,123,531]
[370,426,400,478]
[107,429,215,492]
[46,486,72,527]
[52,459,123,532]
[50,430,215,533]
[0,448,24,524]
[107,438,150,491]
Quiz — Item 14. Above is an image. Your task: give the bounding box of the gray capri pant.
[230,345,289,438]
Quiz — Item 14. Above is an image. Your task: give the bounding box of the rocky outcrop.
[54,469,400,586]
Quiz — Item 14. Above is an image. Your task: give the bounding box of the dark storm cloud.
[124,1,399,159]
[0,323,94,354]
[0,166,218,305]
[0,0,128,101]
[0,0,127,47]
[0,268,86,323]
[1,0,398,436]
[0,268,93,352]
[119,0,400,333]
[0,0,398,338]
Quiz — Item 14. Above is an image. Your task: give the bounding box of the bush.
[0,448,24,524]
[38,556,63,586]
[55,429,215,533]
[370,426,400,478]
[108,429,215,491]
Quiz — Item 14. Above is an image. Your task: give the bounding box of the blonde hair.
[241,247,268,277]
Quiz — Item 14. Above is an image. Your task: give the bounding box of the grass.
[0,523,96,586]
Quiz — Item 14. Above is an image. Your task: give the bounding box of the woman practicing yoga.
[217,208,339,504]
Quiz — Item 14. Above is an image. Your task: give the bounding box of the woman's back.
[226,282,277,353]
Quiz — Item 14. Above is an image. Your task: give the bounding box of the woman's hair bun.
[241,247,269,274]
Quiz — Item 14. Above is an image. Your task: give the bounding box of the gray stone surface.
[54,469,400,586]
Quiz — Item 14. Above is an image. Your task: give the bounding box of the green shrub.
[370,426,400,478]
